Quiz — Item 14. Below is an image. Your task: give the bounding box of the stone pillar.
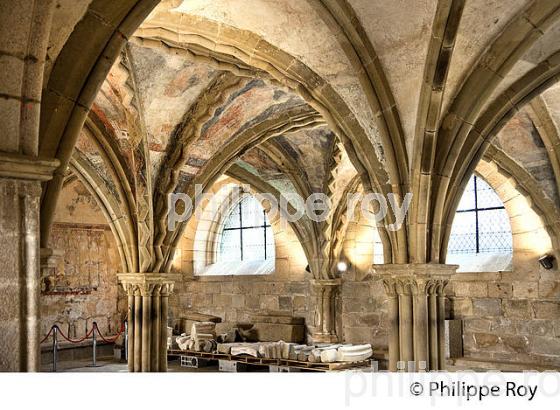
[374,264,457,372]
[118,273,174,372]
[0,152,58,371]
[311,279,341,343]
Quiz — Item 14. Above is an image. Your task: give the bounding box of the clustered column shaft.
[383,276,448,371]
[119,274,174,372]
[311,279,341,343]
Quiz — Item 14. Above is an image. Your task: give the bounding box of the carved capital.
[117,273,175,297]
[374,264,456,297]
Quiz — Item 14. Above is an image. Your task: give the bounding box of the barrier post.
[92,322,97,367]
[52,326,58,372]
[124,321,128,361]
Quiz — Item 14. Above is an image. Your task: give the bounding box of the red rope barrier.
[40,326,55,344]
[56,326,95,344]
[93,321,126,344]
[40,320,127,345]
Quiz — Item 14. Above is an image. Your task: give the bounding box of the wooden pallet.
[278,358,372,371]
[169,349,229,361]
[169,349,278,366]
[169,349,372,371]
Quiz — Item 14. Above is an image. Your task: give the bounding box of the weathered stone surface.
[454,282,488,298]
[473,333,500,348]
[472,299,502,317]
[251,314,305,325]
[539,282,560,299]
[512,282,538,299]
[451,298,473,318]
[529,336,560,356]
[463,318,492,332]
[532,301,560,319]
[515,320,553,337]
[487,282,513,298]
[501,335,530,353]
[251,322,305,343]
[278,296,292,311]
[503,300,533,319]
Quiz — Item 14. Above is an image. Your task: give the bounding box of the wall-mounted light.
[337,261,348,273]
[539,254,555,270]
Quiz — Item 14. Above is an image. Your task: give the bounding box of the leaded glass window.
[217,195,274,262]
[447,175,512,255]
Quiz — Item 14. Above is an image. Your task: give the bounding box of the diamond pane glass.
[476,177,504,209]
[478,209,513,253]
[448,212,477,254]
[447,175,512,257]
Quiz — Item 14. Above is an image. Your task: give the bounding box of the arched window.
[217,195,274,262]
[446,175,513,271]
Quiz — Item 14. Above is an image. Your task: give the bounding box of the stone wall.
[169,273,313,336]
[449,259,560,367]
[335,261,560,368]
[41,178,124,339]
[446,162,560,368]
[338,274,388,348]
[337,210,389,350]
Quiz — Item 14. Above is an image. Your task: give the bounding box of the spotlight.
[539,254,555,270]
[337,261,348,273]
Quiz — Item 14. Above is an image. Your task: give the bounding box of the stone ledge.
[0,151,59,181]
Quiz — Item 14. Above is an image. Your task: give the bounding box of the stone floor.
[41,357,220,372]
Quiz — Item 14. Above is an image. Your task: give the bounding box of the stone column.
[374,264,456,372]
[0,153,59,371]
[311,279,341,343]
[118,273,174,372]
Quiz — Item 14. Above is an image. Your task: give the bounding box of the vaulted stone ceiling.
[41,0,560,274]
